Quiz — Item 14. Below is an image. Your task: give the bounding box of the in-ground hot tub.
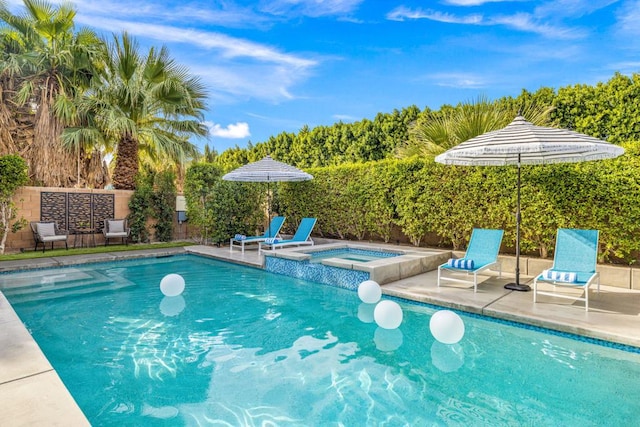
[263,243,450,290]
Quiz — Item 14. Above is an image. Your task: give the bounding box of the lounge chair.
[230,216,286,253]
[103,218,130,246]
[258,217,317,253]
[533,228,599,311]
[30,221,68,253]
[437,228,504,292]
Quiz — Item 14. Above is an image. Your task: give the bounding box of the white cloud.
[534,0,620,20]
[605,61,640,72]
[444,0,513,5]
[490,13,585,39]
[72,13,318,104]
[386,6,582,39]
[63,0,272,28]
[424,72,488,89]
[206,122,251,139]
[76,16,316,69]
[260,0,364,18]
[387,7,482,23]
[615,0,640,37]
[332,114,358,122]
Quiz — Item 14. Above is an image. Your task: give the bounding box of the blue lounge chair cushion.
[447,258,475,269]
[264,237,279,244]
[234,234,247,241]
[542,269,577,283]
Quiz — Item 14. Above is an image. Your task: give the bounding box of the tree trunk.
[0,79,20,155]
[83,149,110,189]
[0,202,13,254]
[24,84,77,187]
[112,133,139,190]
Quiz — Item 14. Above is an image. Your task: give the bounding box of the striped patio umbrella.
[435,115,625,291]
[222,155,313,235]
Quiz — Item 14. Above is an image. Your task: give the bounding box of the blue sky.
[9,0,640,153]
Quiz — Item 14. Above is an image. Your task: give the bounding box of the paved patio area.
[1,243,639,425]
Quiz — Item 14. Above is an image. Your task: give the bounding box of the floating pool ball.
[374,300,403,329]
[160,273,185,297]
[358,280,381,304]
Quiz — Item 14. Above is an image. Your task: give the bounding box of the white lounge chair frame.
[230,216,286,253]
[533,228,600,311]
[437,228,504,293]
[258,217,316,253]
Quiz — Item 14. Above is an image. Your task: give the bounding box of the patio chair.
[437,228,504,292]
[258,217,317,253]
[533,228,599,311]
[30,221,68,253]
[103,218,130,246]
[230,216,286,253]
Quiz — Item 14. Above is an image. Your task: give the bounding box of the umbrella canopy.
[222,155,313,236]
[222,155,313,182]
[435,115,625,291]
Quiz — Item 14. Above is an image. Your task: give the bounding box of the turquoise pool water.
[3,254,640,426]
[307,248,401,263]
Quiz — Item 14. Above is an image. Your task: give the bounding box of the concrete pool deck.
[1,243,640,425]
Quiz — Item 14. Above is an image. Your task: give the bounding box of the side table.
[72,228,97,248]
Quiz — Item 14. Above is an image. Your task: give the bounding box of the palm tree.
[395,96,554,158]
[0,0,104,187]
[65,32,208,190]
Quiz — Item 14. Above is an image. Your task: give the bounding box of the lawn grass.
[0,241,195,261]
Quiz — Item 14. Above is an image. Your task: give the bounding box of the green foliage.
[273,150,640,263]
[151,170,177,242]
[396,95,554,158]
[184,163,263,245]
[127,168,180,243]
[0,155,29,199]
[127,173,154,243]
[214,106,423,171]
[0,155,29,253]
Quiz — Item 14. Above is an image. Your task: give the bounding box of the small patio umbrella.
[222,155,313,236]
[435,115,624,291]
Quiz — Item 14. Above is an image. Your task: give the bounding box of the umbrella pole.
[505,154,531,291]
[267,181,271,238]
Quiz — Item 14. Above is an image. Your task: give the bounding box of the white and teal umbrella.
[435,115,625,291]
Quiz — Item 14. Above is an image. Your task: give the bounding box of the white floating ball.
[357,303,376,323]
[374,327,404,352]
[160,273,185,297]
[374,300,403,329]
[358,280,381,304]
[429,310,465,344]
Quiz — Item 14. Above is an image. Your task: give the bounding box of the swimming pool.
[2,254,640,426]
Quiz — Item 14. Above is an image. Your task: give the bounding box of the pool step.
[1,269,136,303]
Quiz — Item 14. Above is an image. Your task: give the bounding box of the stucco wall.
[7,186,133,251]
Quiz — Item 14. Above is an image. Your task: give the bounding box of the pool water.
[3,254,640,426]
[308,248,400,263]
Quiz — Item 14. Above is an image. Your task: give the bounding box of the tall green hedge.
[273,143,640,263]
[184,163,265,244]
